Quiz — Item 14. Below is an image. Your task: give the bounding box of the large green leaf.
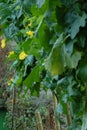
[45,36,81,76]
[5,23,19,38]
[45,35,65,76]
[23,62,44,87]
[37,21,52,51]
[0,2,11,24]
[65,12,87,39]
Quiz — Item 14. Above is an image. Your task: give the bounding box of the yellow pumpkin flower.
[9,51,14,55]
[11,78,14,82]
[7,78,14,86]
[26,31,34,38]
[19,51,28,60]
[28,23,32,27]
[7,82,11,86]
[8,51,14,57]
[1,39,6,48]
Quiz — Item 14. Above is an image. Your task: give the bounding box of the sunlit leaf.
[45,34,65,76]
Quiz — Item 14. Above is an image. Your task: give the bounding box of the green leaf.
[67,76,77,96]
[23,0,35,12]
[44,34,75,76]
[81,113,87,130]
[14,75,22,85]
[56,103,63,114]
[23,38,42,58]
[71,51,81,68]
[55,101,67,115]
[9,60,19,70]
[37,21,52,51]
[61,0,78,6]
[77,60,87,82]
[23,62,44,88]
[65,50,81,69]
[0,2,11,24]
[35,15,44,34]
[45,34,65,76]
[66,39,77,55]
[65,12,87,39]
[77,33,86,48]
[16,7,23,19]
[23,66,39,87]
[36,0,45,8]
[5,23,19,38]
[49,0,61,11]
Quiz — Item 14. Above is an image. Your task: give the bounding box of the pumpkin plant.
[0,0,87,129]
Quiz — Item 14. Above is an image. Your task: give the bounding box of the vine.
[0,0,87,129]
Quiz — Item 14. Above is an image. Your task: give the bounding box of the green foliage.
[45,34,66,76]
[23,61,44,92]
[0,0,87,129]
[36,0,46,8]
[65,11,87,39]
[81,113,87,130]
[77,60,87,82]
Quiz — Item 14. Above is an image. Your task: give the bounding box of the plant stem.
[66,102,72,126]
[11,86,16,130]
[52,92,61,130]
[35,111,43,130]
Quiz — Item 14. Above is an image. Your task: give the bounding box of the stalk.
[52,92,61,130]
[11,86,16,130]
[66,102,72,126]
[35,111,43,130]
